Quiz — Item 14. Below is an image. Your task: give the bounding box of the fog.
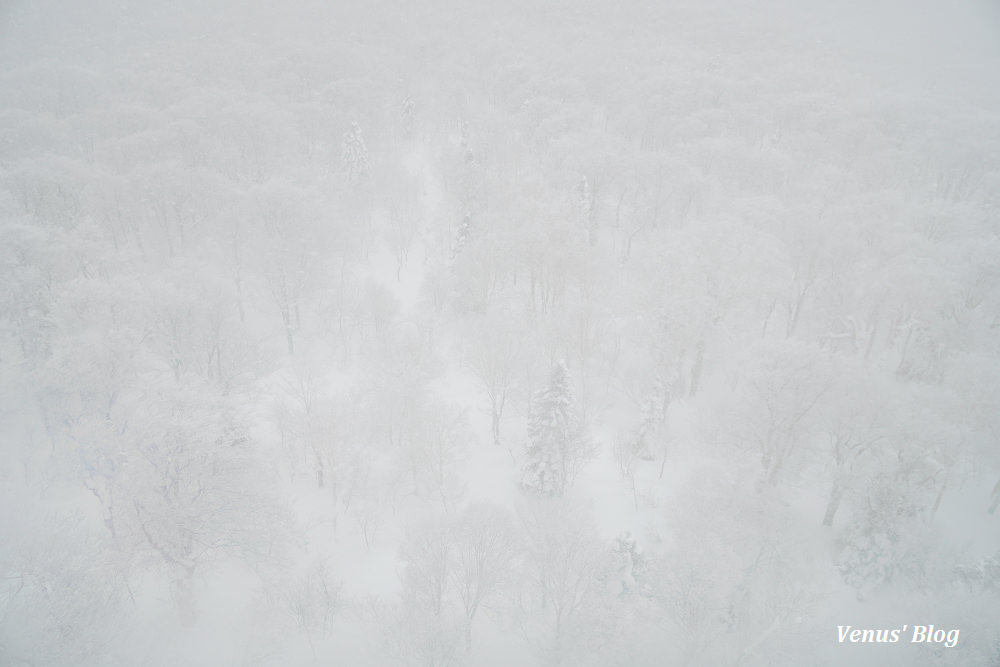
[1,1,998,665]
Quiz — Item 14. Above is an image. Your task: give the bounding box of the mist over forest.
[1,1,999,665]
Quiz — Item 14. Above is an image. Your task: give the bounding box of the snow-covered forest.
[2,0,999,665]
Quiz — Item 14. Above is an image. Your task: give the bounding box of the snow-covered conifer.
[521,361,595,496]
[340,120,370,188]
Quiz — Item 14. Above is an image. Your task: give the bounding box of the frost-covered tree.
[119,387,278,624]
[730,340,833,488]
[249,179,322,355]
[0,477,130,667]
[340,120,370,189]
[399,516,456,622]
[449,214,473,264]
[450,503,520,650]
[408,397,471,511]
[837,475,937,596]
[521,361,595,497]
[517,498,608,665]
[464,307,526,450]
[615,396,668,508]
[816,361,895,527]
[575,175,599,245]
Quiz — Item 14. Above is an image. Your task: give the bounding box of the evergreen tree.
[340,120,370,188]
[450,214,473,264]
[521,361,594,496]
[630,395,663,462]
[611,532,651,596]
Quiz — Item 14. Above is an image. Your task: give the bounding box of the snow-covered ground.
[2,0,998,665]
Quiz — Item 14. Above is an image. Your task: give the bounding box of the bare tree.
[400,517,453,619]
[517,498,606,665]
[463,308,525,449]
[412,398,471,511]
[450,503,520,650]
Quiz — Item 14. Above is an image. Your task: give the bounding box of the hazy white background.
[1,0,998,665]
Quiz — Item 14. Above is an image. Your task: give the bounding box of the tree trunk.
[465,613,475,651]
[822,483,843,527]
[490,390,506,447]
[40,403,57,455]
[761,298,777,339]
[864,316,878,360]
[174,567,197,627]
[491,407,501,447]
[785,292,805,338]
[529,269,537,318]
[688,342,704,398]
[281,304,295,354]
[896,326,914,374]
[930,466,950,521]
